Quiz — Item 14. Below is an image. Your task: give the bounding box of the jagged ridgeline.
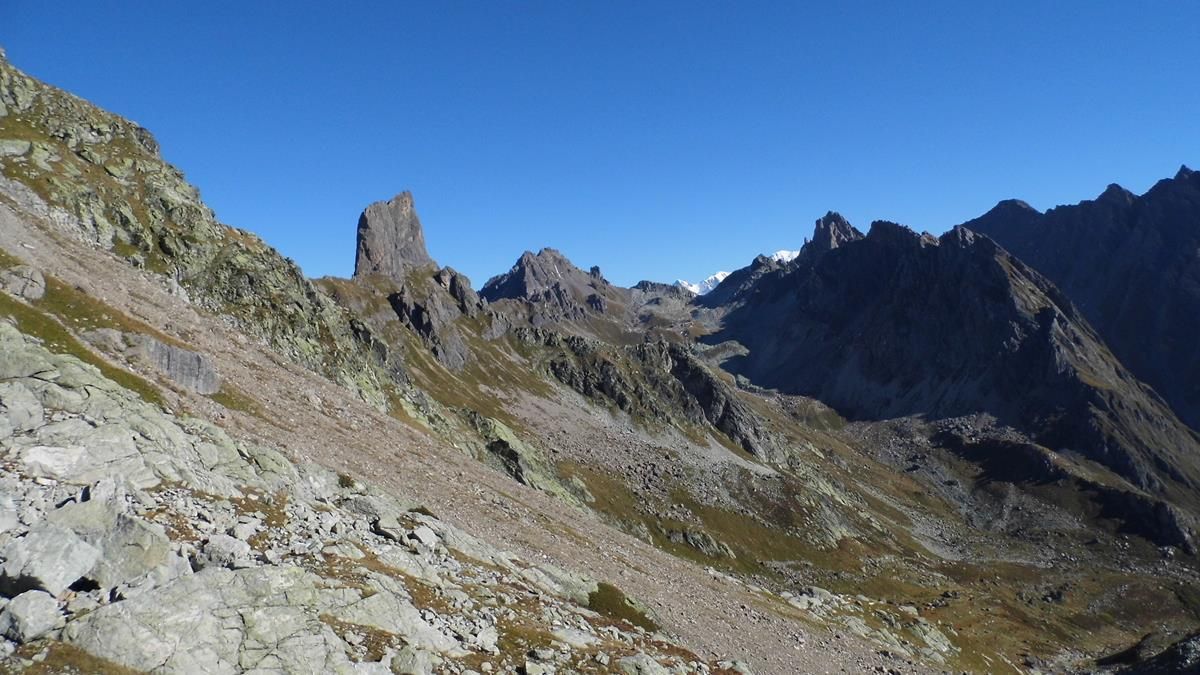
[0,49,407,410]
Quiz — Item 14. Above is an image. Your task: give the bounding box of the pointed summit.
[1177,164,1195,180]
[1097,183,1135,207]
[808,211,863,254]
[481,248,601,302]
[353,191,435,282]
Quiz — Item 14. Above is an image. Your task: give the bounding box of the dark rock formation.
[433,267,483,318]
[530,330,779,460]
[808,211,863,254]
[706,216,1200,508]
[963,167,1200,431]
[481,248,631,330]
[353,192,435,282]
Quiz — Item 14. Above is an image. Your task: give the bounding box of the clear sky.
[3,2,1197,287]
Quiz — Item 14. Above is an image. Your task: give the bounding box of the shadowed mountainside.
[964,167,1200,432]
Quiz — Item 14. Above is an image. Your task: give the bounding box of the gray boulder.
[0,264,45,301]
[0,525,101,596]
[390,645,441,675]
[20,425,157,488]
[62,566,361,673]
[195,534,252,569]
[46,496,173,587]
[0,590,62,642]
[617,653,671,674]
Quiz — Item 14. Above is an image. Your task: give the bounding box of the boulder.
[0,264,45,301]
[62,566,362,673]
[46,496,173,587]
[617,653,670,674]
[0,590,62,642]
[391,645,441,675]
[195,534,252,569]
[0,525,101,596]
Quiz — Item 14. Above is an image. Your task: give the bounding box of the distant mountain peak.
[481,246,608,303]
[675,271,729,295]
[1097,183,1135,206]
[807,211,863,254]
[991,198,1039,214]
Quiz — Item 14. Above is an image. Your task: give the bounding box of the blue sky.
[3,2,1197,286]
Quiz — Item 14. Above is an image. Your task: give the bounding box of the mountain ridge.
[2,46,1200,673]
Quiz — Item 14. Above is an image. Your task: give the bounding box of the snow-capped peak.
[677,249,797,296]
[675,271,729,295]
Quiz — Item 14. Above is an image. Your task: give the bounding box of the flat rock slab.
[62,566,364,674]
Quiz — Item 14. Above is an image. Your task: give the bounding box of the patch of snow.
[675,271,729,295]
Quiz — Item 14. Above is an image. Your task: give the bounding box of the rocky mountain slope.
[2,45,1200,674]
[704,217,1200,518]
[963,167,1200,433]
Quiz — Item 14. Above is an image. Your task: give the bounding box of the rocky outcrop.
[83,330,220,395]
[964,167,1200,431]
[807,211,863,254]
[529,330,779,459]
[353,192,435,282]
[707,216,1200,508]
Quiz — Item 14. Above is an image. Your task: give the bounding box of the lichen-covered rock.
[45,496,173,587]
[62,566,358,673]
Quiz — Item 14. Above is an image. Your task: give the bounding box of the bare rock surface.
[353,191,435,282]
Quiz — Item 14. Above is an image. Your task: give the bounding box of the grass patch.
[34,276,188,348]
[317,614,399,662]
[588,582,659,632]
[7,641,142,675]
[208,384,267,419]
[0,291,164,406]
[0,247,22,270]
